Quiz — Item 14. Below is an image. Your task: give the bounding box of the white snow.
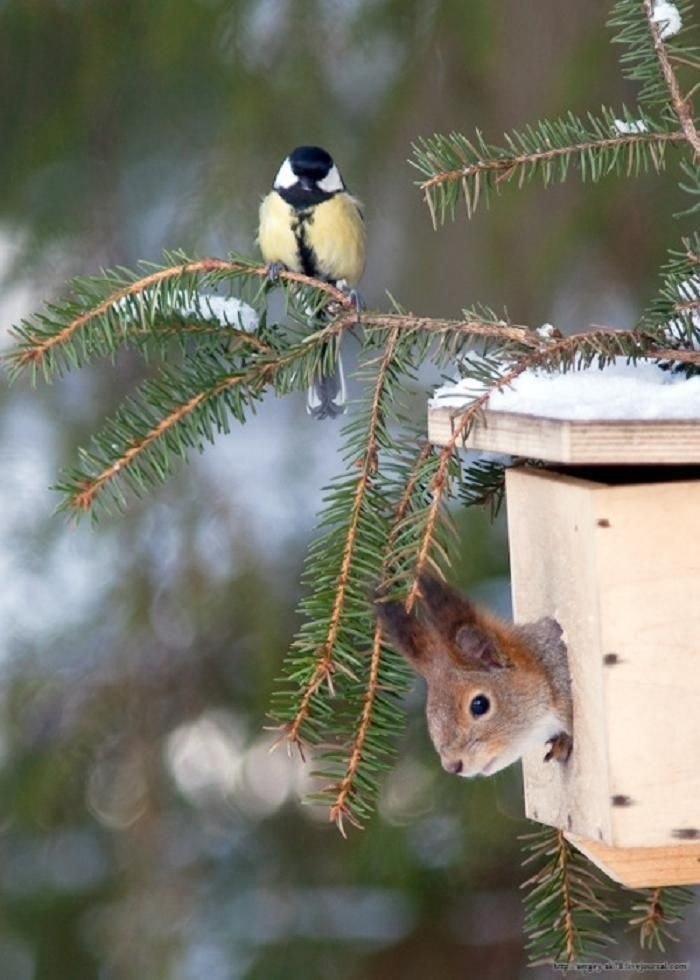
[175,294,259,332]
[115,292,259,332]
[613,118,649,135]
[664,277,700,346]
[536,323,559,339]
[431,358,700,421]
[651,2,682,40]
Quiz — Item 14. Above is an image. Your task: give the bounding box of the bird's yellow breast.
[305,194,365,286]
[258,192,301,273]
[258,191,365,287]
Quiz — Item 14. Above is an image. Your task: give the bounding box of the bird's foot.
[348,288,365,313]
[544,731,573,764]
[265,261,286,283]
[335,280,365,312]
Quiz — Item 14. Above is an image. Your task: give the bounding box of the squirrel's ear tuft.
[418,574,479,630]
[375,599,427,674]
[454,624,510,670]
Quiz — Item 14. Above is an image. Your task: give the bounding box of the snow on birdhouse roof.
[431,357,700,422]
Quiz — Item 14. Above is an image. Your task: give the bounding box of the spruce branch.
[676,158,700,216]
[628,885,695,950]
[315,311,537,347]
[325,625,386,837]
[271,328,413,762]
[54,326,359,518]
[406,338,580,605]
[610,0,699,110]
[56,352,271,517]
[521,827,615,965]
[641,0,700,155]
[412,115,683,225]
[6,254,353,382]
[640,232,700,362]
[286,331,402,748]
[327,439,434,834]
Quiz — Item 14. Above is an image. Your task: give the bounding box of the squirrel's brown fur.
[376,575,572,777]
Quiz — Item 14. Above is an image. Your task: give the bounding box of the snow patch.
[115,292,259,332]
[176,294,259,332]
[613,118,648,135]
[651,2,682,40]
[431,358,700,421]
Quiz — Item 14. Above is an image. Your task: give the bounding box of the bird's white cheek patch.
[273,158,297,190]
[318,164,344,193]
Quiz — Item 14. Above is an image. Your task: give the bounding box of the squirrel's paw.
[544,731,573,764]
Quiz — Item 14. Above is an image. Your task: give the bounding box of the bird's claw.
[544,731,573,764]
[333,279,364,312]
[265,261,285,283]
[347,288,365,313]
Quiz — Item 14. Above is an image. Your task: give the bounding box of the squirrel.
[375,574,573,778]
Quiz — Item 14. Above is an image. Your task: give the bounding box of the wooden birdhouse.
[428,398,700,888]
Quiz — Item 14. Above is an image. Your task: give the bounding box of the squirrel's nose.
[445,759,463,775]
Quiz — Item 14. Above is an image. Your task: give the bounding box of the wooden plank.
[428,406,700,464]
[594,479,700,848]
[567,835,700,888]
[506,468,613,845]
[507,467,700,884]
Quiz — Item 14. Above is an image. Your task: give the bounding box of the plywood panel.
[593,480,700,847]
[506,468,611,843]
[507,467,700,884]
[428,407,700,465]
[567,835,700,888]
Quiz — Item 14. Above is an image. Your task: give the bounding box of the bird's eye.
[470,694,491,718]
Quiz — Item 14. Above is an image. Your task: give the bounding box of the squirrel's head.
[375,575,560,778]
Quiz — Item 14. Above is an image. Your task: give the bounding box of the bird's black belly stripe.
[292,209,320,278]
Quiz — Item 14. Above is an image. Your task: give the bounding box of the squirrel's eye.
[470,694,491,718]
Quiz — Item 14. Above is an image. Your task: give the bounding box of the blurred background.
[0,1,697,978]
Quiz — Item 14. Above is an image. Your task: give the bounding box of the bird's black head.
[289,145,334,181]
[273,145,345,206]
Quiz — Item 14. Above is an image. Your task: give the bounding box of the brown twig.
[14,258,351,371]
[69,369,266,512]
[122,320,273,352]
[328,625,383,838]
[419,131,686,196]
[643,0,700,158]
[404,337,586,609]
[673,296,700,315]
[647,346,700,363]
[557,831,578,963]
[315,311,537,347]
[629,886,665,947]
[402,323,673,610]
[66,327,344,513]
[328,440,434,834]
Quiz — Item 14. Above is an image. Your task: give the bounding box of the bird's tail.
[307,343,346,420]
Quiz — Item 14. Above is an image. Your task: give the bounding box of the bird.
[258,145,366,419]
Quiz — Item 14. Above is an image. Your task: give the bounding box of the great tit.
[258,145,366,419]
